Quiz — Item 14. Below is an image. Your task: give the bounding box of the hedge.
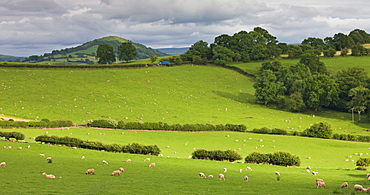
[35,135,160,155]
[192,149,242,162]
[0,120,73,128]
[89,120,247,132]
[0,131,25,140]
[245,151,300,166]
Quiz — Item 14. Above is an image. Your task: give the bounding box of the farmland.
[1,57,370,194]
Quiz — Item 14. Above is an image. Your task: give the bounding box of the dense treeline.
[192,149,242,162]
[88,120,247,132]
[245,151,301,166]
[0,120,73,128]
[181,27,370,65]
[35,135,161,155]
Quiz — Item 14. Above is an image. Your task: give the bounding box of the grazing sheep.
[72,147,77,149]
[85,169,95,175]
[366,173,370,178]
[7,146,11,149]
[239,169,243,173]
[119,168,124,172]
[306,166,311,169]
[208,175,213,178]
[102,160,108,164]
[275,171,280,176]
[243,176,249,181]
[111,170,121,176]
[144,158,150,161]
[126,159,132,162]
[46,157,52,161]
[312,171,318,176]
[27,145,30,148]
[42,173,56,178]
[0,162,6,167]
[149,163,156,167]
[224,168,227,172]
[316,179,324,183]
[340,182,348,188]
[81,156,85,159]
[219,174,225,180]
[246,167,252,171]
[354,184,366,192]
[18,147,22,150]
[199,172,206,178]
[316,181,326,188]
[39,154,45,157]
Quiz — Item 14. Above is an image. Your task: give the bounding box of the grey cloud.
[0,0,65,14]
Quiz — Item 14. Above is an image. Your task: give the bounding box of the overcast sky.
[1,0,369,56]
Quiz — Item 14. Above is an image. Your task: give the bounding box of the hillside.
[0,54,25,62]
[24,36,168,64]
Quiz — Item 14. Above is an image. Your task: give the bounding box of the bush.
[356,158,370,167]
[245,152,271,164]
[244,151,300,166]
[252,127,271,134]
[0,131,25,140]
[192,149,242,162]
[302,122,332,139]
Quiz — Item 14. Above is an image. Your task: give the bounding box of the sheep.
[0,162,6,167]
[316,179,324,183]
[316,181,326,188]
[39,154,45,157]
[85,169,95,175]
[144,158,150,161]
[126,159,132,162]
[239,169,243,173]
[340,182,348,188]
[208,175,213,178]
[275,171,280,176]
[219,174,225,180]
[312,171,318,176]
[111,170,121,176]
[149,163,156,167]
[72,147,77,149]
[17,147,22,150]
[354,184,366,192]
[42,173,56,178]
[223,168,227,172]
[199,172,206,178]
[102,160,108,164]
[27,145,30,148]
[46,157,52,161]
[119,168,125,172]
[246,167,252,171]
[243,176,249,181]
[366,173,370,178]
[81,156,85,159]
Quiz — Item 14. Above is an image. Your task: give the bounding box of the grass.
[0,128,369,194]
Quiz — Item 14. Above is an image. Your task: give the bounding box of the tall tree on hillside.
[150,54,158,63]
[299,53,327,74]
[118,42,137,63]
[96,44,116,64]
[349,29,370,44]
[348,86,370,121]
[253,70,285,105]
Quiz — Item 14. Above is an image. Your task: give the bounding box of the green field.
[0,128,369,194]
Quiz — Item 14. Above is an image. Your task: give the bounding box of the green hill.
[0,54,25,62]
[24,36,168,64]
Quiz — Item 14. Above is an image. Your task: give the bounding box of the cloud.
[0,0,64,14]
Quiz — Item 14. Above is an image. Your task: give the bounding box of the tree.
[301,37,325,49]
[212,45,235,65]
[333,33,355,50]
[188,40,212,59]
[118,42,137,63]
[348,86,370,122]
[335,67,369,104]
[299,53,327,74]
[253,70,285,105]
[289,92,306,112]
[349,29,370,44]
[302,122,332,139]
[287,45,303,58]
[323,47,336,57]
[96,44,116,64]
[150,54,158,63]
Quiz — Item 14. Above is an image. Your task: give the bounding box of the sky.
[0,0,370,57]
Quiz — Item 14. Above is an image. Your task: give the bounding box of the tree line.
[180,27,370,65]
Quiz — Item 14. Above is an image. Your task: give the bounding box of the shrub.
[245,152,271,164]
[0,131,25,140]
[252,127,271,134]
[269,151,301,166]
[192,149,242,162]
[356,158,370,167]
[302,122,332,139]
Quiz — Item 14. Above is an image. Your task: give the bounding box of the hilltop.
[24,36,168,64]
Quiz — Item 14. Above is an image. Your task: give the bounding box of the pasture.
[1,65,369,135]
[0,128,370,194]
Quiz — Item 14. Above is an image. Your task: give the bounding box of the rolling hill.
[24,36,168,64]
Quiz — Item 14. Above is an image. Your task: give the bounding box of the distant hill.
[0,54,26,62]
[157,47,189,55]
[24,36,168,64]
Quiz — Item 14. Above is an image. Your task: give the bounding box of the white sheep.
[42,172,56,178]
[340,182,348,188]
[239,169,243,173]
[223,168,227,172]
[144,158,150,161]
[72,147,77,149]
[119,168,125,172]
[85,169,95,175]
[219,174,225,180]
[316,181,326,188]
[354,184,366,192]
[246,167,252,171]
[18,147,22,150]
[149,163,156,167]
[111,170,121,176]
[102,160,108,164]
[366,173,370,178]
[275,171,280,176]
[39,154,45,157]
[81,156,85,159]
[46,157,52,161]
[316,179,324,183]
[199,172,206,178]
[312,171,318,175]
[126,159,132,162]
[208,175,213,178]
[0,162,6,167]
[243,176,249,181]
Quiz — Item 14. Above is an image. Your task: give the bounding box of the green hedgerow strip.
[35,135,160,155]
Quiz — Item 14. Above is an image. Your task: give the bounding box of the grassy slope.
[0,128,369,194]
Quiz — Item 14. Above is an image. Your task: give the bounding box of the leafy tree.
[188,40,212,59]
[301,37,325,49]
[260,60,282,72]
[277,43,289,54]
[356,158,370,167]
[340,48,348,56]
[212,45,235,65]
[253,27,278,45]
[150,54,158,63]
[333,33,355,50]
[349,29,370,44]
[302,121,332,139]
[299,53,327,74]
[351,44,369,56]
[117,42,137,63]
[335,67,369,104]
[96,44,116,64]
[253,70,285,105]
[323,47,336,57]
[289,92,306,112]
[348,86,370,121]
[287,45,303,58]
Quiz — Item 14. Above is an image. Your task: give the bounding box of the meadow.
[0,128,370,194]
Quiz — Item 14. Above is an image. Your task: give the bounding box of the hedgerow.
[0,120,73,128]
[192,149,242,162]
[245,151,300,166]
[0,131,25,140]
[35,135,160,155]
